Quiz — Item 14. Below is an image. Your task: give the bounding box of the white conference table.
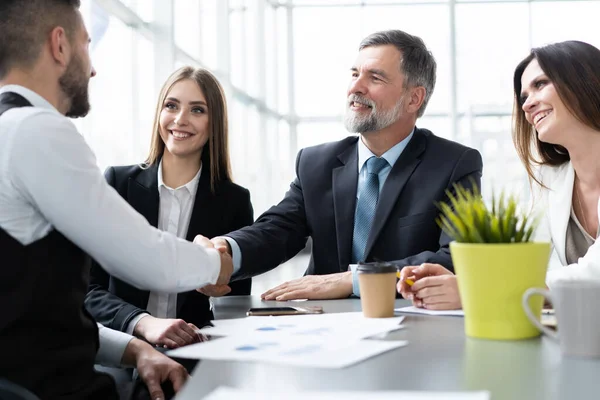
[175,296,600,399]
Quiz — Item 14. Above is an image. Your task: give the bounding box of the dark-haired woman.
[513,40,600,286]
[398,40,600,307]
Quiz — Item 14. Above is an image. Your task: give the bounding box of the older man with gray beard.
[205,29,483,302]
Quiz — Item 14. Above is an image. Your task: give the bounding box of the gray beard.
[344,97,404,133]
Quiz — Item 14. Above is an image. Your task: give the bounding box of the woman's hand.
[397,263,461,310]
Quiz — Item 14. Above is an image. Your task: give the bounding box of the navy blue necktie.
[351,156,389,263]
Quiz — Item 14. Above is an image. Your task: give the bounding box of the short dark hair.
[359,30,437,118]
[0,0,82,79]
[512,40,600,186]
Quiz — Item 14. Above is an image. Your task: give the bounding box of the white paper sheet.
[201,312,405,340]
[168,335,408,368]
[203,387,491,400]
[395,306,464,317]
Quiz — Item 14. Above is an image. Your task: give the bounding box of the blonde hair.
[145,66,232,192]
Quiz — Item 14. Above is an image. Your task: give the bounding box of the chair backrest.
[0,379,40,400]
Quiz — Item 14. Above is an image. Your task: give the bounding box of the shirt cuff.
[126,313,150,336]
[96,323,135,367]
[349,264,361,297]
[220,236,242,275]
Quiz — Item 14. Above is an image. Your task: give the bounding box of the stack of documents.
[168,312,407,368]
[202,312,406,339]
[203,387,491,400]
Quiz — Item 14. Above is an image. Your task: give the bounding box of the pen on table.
[396,271,415,286]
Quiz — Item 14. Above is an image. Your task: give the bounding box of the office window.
[265,4,279,110]
[77,0,600,212]
[418,117,452,141]
[297,121,349,151]
[230,2,245,91]
[120,0,154,22]
[200,0,219,70]
[276,6,290,114]
[455,3,530,113]
[293,4,450,118]
[81,15,135,168]
[530,1,600,47]
[174,0,201,59]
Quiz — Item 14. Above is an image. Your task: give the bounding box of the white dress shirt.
[96,323,135,367]
[0,84,221,365]
[127,161,202,334]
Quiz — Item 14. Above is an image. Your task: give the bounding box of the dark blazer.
[229,128,483,279]
[85,161,254,331]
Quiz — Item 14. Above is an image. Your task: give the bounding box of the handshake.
[193,235,235,297]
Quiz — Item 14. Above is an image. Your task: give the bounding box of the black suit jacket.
[229,128,483,279]
[85,162,254,331]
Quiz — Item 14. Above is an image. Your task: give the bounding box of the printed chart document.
[202,387,491,400]
[168,334,408,368]
[169,312,408,368]
[395,306,464,317]
[201,312,405,340]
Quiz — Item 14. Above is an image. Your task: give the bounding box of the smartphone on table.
[246,306,324,316]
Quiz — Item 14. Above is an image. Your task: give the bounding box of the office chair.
[0,379,40,400]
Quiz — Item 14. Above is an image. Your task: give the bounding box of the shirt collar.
[0,84,60,113]
[157,158,202,195]
[357,128,415,173]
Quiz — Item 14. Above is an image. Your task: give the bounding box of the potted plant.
[438,185,551,340]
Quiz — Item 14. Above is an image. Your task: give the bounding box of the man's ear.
[406,86,426,115]
[48,26,71,69]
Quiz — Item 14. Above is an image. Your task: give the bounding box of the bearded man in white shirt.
[0,1,233,399]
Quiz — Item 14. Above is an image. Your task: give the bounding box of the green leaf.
[436,183,540,244]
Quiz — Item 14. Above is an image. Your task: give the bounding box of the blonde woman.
[86,66,253,348]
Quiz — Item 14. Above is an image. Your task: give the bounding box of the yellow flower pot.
[450,242,551,340]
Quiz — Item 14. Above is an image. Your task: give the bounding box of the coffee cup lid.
[356,262,397,274]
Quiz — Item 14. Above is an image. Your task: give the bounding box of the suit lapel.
[333,139,359,271]
[548,162,573,266]
[127,164,160,228]
[364,130,426,258]
[126,164,159,306]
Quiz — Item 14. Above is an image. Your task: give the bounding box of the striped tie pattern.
[351,156,389,263]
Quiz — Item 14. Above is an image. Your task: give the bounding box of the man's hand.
[193,234,214,249]
[210,237,232,255]
[261,272,353,301]
[134,315,203,349]
[122,338,189,400]
[397,263,461,310]
[215,246,233,285]
[194,235,232,286]
[197,284,232,297]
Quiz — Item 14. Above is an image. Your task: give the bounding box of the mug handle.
[522,288,558,340]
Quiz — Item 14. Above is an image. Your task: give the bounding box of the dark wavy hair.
[512,40,600,186]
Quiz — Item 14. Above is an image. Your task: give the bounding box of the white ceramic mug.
[522,281,600,358]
